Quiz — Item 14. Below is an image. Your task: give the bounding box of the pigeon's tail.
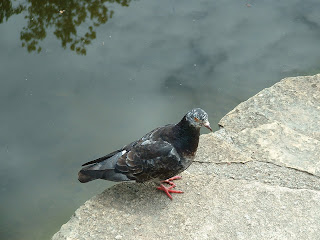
[78,169,95,183]
[78,151,132,183]
[78,168,131,183]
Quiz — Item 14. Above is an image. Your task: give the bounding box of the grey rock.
[196,132,251,164]
[232,121,320,176]
[219,74,320,176]
[190,159,320,192]
[53,175,320,240]
[219,74,320,140]
[53,74,320,240]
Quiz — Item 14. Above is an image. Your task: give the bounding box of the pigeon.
[78,108,212,199]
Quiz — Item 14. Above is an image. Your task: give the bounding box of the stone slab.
[52,174,320,240]
[196,132,251,164]
[233,121,320,176]
[219,74,320,140]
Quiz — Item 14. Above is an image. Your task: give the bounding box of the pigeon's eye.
[194,117,199,122]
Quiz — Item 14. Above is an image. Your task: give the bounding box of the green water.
[1,0,320,239]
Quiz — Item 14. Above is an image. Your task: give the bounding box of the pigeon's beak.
[203,121,212,132]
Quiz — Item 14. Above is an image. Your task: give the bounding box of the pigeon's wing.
[80,126,166,167]
[116,139,182,182]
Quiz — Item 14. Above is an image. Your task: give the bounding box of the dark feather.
[78,108,211,184]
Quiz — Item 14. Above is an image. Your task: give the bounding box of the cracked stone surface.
[52,175,320,240]
[219,74,320,177]
[219,74,320,140]
[232,122,320,176]
[196,132,251,164]
[53,74,320,240]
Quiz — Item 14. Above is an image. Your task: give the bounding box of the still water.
[1,0,320,239]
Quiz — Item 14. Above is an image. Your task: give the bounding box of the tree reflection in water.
[0,0,131,55]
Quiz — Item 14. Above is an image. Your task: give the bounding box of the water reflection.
[2,0,320,239]
[0,0,131,55]
[0,1,25,22]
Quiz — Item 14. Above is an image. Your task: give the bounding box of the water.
[1,0,320,239]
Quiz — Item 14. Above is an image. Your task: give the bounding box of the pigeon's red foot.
[156,176,183,200]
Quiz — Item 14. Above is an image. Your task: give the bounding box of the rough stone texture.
[196,132,251,164]
[53,176,320,240]
[232,122,320,176]
[53,74,320,240]
[219,74,320,140]
[218,74,320,177]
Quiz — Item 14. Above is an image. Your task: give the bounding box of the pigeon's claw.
[164,176,182,182]
[157,184,183,200]
[156,176,183,200]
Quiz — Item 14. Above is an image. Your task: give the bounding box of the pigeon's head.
[185,108,212,131]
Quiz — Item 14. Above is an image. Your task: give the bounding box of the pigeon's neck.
[172,116,200,157]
